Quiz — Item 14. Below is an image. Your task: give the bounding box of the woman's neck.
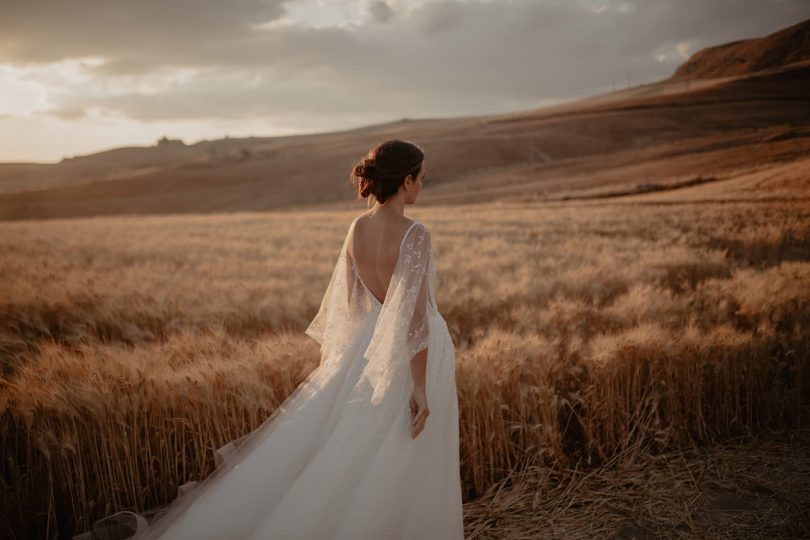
[370,198,405,218]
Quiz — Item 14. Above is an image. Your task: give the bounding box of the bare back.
[348,213,417,304]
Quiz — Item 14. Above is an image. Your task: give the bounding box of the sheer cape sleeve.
[360,221,432,405]
[304,220,365,364]
[304,218,433,406]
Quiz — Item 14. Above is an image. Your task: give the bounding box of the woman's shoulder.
[353,212,427,234]
[403,220,431,253]
[404,217,423,230]
[402,218,430,239]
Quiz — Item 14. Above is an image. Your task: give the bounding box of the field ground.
[464,425,810,539]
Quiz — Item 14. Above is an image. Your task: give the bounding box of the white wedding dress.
[82,217,464,540]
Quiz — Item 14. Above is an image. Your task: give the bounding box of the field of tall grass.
[1,198,808,537]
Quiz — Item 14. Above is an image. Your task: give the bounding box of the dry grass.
[1,196,809,537]
[463,426,810,539]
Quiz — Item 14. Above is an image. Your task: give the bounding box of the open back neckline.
[348,218,420,307]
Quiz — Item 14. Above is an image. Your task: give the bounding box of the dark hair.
[350,139,424,204]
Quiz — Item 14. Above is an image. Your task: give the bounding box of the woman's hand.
[409,384,430,439]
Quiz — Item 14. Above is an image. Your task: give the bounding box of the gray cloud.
[0,0,287,66]
[45,106,88,121]
[415,1,465,35]
[3,0,807,128]
[368,1,396,24]
[45,67,380,122]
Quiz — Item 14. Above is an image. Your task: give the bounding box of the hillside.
[0,20,808,221]
[671,18,810,80]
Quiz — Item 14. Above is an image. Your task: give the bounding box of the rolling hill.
[0,19,808,221]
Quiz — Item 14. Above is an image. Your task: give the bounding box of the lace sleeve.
[304,221,360,362]
[361,221,432,405]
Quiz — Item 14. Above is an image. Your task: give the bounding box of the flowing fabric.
[361,221,432,406]
[78,216,464,540]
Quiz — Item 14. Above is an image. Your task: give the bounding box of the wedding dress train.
[82,217,464,540]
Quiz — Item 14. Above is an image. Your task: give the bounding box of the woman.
[82,139,464,540]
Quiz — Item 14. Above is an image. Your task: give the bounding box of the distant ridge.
[1,18,809,220]
[671,18,810,80]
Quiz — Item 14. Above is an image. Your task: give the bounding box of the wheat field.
[1,196,808,537]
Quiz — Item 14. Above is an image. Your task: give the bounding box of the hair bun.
[355,160,379,179]
[353,160,380,198]
[349,139,424,204]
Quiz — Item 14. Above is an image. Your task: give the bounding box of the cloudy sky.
[0,0,806,162]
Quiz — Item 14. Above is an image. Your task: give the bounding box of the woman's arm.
[410,347,427,389]
[409,348,429,439]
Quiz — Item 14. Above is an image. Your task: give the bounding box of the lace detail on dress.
[360,221,434,405]
[304,219,378,365]
[305,218,436,406]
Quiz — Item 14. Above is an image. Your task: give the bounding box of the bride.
[81,139,465,540]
